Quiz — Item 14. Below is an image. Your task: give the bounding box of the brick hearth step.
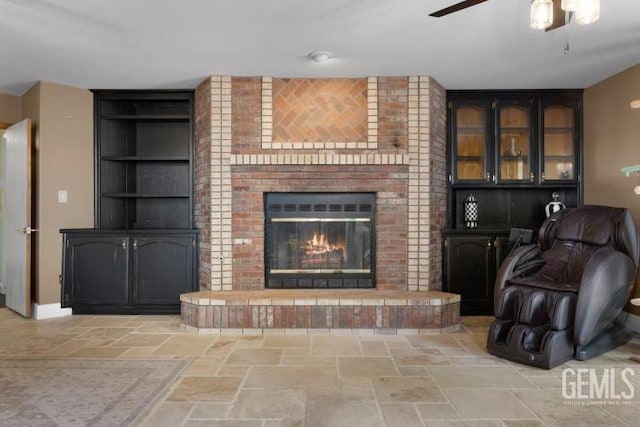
[180,289,460,334]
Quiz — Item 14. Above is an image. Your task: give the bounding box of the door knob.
[17,227,38,234]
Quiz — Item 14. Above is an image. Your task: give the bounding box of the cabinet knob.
[486,172,491,183]
[122,240,127,250]
[492,174,497,184]
[133,240,138,250]
[541,172,545,182]
[529,172,535,183]
[487,240,492,248]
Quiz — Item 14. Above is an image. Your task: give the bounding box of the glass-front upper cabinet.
[540,98,580,182]
[448,91,582,187]
[450,98,492,183]
[496,99,534,183]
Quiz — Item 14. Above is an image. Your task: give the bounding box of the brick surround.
[184,75,453,332]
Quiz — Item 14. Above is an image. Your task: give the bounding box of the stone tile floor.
[0,308,638,426]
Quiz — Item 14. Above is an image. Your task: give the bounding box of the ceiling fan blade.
[429,0,489,18]
[546,0,567,31]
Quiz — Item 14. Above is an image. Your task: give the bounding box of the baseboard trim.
[624,311,640,333]
[33,303,72,320]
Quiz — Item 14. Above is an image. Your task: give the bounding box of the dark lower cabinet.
[61,230,197,314]
[132,235,194,305]
[443,232,510,315]
[63,235,129,307]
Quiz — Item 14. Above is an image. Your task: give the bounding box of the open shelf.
[94,90,194,230]
[102,193,190,198]
[101,156,189,162]
[102,114,190,121]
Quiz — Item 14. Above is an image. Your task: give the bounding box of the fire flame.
[305,233,345,256]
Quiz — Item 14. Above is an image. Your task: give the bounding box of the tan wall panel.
[584,63,640,314]
[32,82,93,305]
[0,93,21,127]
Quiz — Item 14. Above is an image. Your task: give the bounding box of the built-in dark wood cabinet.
[61,230,196,313]
[61,90,198,314]
[443,90,583,315]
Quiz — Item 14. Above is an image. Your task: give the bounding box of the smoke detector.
[308,51,332,63]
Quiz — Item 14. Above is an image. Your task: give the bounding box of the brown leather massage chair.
[487,205,639,369]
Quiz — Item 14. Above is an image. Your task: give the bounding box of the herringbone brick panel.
[272,78,368,142]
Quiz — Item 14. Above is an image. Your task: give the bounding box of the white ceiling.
[1,0,639,96]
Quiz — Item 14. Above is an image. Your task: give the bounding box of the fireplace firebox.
[265,193,375,288]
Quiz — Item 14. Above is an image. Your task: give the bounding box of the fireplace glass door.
[270,219,371,273]
[265,193,375,288]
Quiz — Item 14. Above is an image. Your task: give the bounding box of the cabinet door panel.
[444,236,494,315]
[540,99,579,182]
[450,99,492,183]
[63,235,129,306]
[496,98,534,183]
[132,235,194,304]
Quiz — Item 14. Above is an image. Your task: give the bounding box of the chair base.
[488,319,634,368]
[575,320,633,361]
[487,320,574,369]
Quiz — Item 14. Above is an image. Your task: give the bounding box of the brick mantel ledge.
[180,290,460,334]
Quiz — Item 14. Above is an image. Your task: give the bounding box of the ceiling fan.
[429,0,567,31]
[428,0,488,17]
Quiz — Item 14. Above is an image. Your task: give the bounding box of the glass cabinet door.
[541,101,578,182]
[451,100,491,183]
[497,100,533,183]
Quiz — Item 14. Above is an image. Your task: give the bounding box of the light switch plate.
[58,190,68,203]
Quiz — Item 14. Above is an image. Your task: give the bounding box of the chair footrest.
[487,322,574,369]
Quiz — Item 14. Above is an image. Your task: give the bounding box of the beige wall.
[0,93,21,127]
[584,63,640,315]
[21,82,94,305]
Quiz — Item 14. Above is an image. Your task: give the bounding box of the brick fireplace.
[180,75,460,332]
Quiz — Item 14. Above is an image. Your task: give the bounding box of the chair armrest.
[494,244,541,309]
[574,247,637,346]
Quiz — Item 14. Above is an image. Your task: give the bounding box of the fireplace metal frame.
[264,192,376,289]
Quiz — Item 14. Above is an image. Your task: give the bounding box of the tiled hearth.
[183,75,457,332]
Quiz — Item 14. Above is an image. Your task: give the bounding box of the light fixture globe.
[530,0,553,30]
[308,51,332,63]
[561,0,579,12]
[576,0,600,25]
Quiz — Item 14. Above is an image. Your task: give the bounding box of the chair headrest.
[555,206,622,245]
[544,205,639,267]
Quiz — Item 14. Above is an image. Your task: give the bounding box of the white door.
[3,119,33,317]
